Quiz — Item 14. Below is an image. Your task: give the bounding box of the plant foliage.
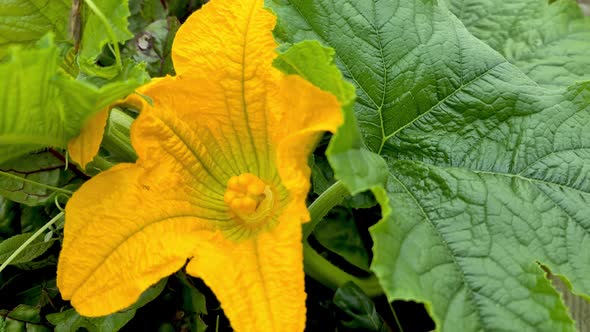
[0,0,589,330]
[268,0,590,330]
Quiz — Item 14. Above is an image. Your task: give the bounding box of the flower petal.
[172,0,278,79]
[59,0,343,327]
[68,108,108,169]
[57,159,223,316]
[272,75,343,217]
[170,0,281,178]
[186,209,306,332]
[67,94,147,169]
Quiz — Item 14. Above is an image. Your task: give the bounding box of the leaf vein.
[381,62,505,147]
[389,171,485,329]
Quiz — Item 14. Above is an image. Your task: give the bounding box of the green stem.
[303,241,383,297]
[303,180,383,296]
[0,171,73,195]
[302,181,349,240]
[90,155,116,171]
[102,109,137,162]
[83,0,122,68]
[0,212,64,273]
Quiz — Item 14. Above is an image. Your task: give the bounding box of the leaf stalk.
[303,181,383,296]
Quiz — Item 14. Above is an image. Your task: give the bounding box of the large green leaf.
[0,35,146,165]
[447,0,590,88]
[269,0,590,331]
[0,0,70,53]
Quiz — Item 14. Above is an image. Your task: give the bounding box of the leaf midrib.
[399,158,590,196]
[287,1,511,157]
[388,156,590,329]
[379,61,505,154]
[286,0,386,110]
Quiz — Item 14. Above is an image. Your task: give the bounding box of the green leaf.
[46,278,166,332]
[0,151,76,206]
[127,277,167,310]
[447,0,590,88]
[124,17,181,77]
[310,154,334,195]
[0,233,55,265]
[0,35,147,164]
[272,40,389,194]
[138,0,168,23]
[0,197,17,237]
[78,0,134,77]
[5,305,40,324]
[46,309,135,332]
[10,277,59,307]
[0,0,70,54]
[176,273,208,332]
[314,207,371,272]
[19,207,55,234]
[333,282,389,331]
[269,0,590,331]
[0,305,50,332]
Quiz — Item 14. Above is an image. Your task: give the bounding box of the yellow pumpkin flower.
[57,0,342,331]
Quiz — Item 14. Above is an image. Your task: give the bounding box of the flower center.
[224,173,274,225]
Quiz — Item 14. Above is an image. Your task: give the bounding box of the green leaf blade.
[0,151,76,206]
[269,0,590,331]
[46,279,166,332]
[0,40,65,162]
[78,0,135,77]
[0,232,55,266]
[447,0,590,88]
[333,282,388,331]
[0,0,71,54]
[373,159,586,331]
[270,0,506,154]
[0,37,147,165]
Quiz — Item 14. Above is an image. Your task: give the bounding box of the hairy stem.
[302,181,349,240]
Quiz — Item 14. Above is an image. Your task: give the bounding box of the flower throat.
[224,173,274,225]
